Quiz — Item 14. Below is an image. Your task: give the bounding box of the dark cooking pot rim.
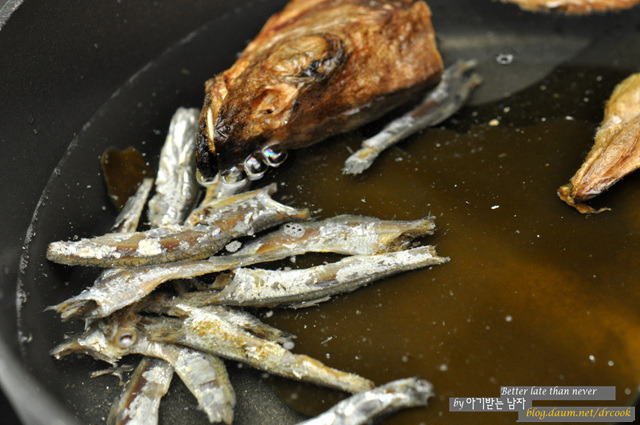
[0,3,80,423]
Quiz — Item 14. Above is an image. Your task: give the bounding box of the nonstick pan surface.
[3,1,640,424]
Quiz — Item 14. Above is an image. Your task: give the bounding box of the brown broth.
[259,65,640,423]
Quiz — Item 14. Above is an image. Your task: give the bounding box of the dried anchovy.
[164,346,235,424]
[297,377,433,425]
[52,316,236,424]
[147,108,201,227]
[108,357,173,425]
[200,246,447,308]
[46,184,309,267]
[51,215,435,320]
[232,215,436,257]
[141,303,374,394]
[343,60,481,175]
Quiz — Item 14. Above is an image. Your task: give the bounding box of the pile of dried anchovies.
[48,108,447,424]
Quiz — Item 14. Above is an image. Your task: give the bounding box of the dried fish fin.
[108,357,173,425]
[208,246,448,308]
[343,60,481,175]
[47,184,309,267]
[297,377,433,425]
[148,108,201,227]
[112,178,155,233]
[141,307,374,394]
[558,73,640,213]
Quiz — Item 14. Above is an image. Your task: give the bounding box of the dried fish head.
[195,0,443,181]
[51,320,129,364]
[208,34,346,180]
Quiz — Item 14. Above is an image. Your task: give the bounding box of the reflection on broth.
[263,66,640,423]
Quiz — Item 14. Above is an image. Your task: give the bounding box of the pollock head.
[196,34,346,183]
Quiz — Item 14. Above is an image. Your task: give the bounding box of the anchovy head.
[50,313,140,364]
[196,34,346,183]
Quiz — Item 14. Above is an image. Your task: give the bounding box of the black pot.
[2,1,640,424]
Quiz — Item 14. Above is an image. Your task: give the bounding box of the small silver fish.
[108,357,174,425]
[231,215,437,257]
[52,314,236,424]
[343,60,481,175]
[205,246,448,308]
[147,108,201,227]
[46,184,309,267]
[164,347,235,424]
[51,215,436,320]
[140,303,374,394]
[297,377,433,425]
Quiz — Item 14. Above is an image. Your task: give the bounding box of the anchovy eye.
[114,328,138,348]
[221,166,247,184]
[244,155,268,180]
[262,143,288,167]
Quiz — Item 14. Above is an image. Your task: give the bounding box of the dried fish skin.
[208,246,448,308]
[297,377,433,425]
[343,60,481,175]
[148,108,201,227]
[233,215,437,257]
[195,0,443,180]
[46,184,309,267]
[141,305,374,394]
[558,73,640,213]
[108,357,174,425]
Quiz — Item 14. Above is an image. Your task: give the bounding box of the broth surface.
[261,65,640,423]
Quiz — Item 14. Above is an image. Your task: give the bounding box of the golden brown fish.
[558,73,640,213]
[195,0,443,182]
[499,0,640,13]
